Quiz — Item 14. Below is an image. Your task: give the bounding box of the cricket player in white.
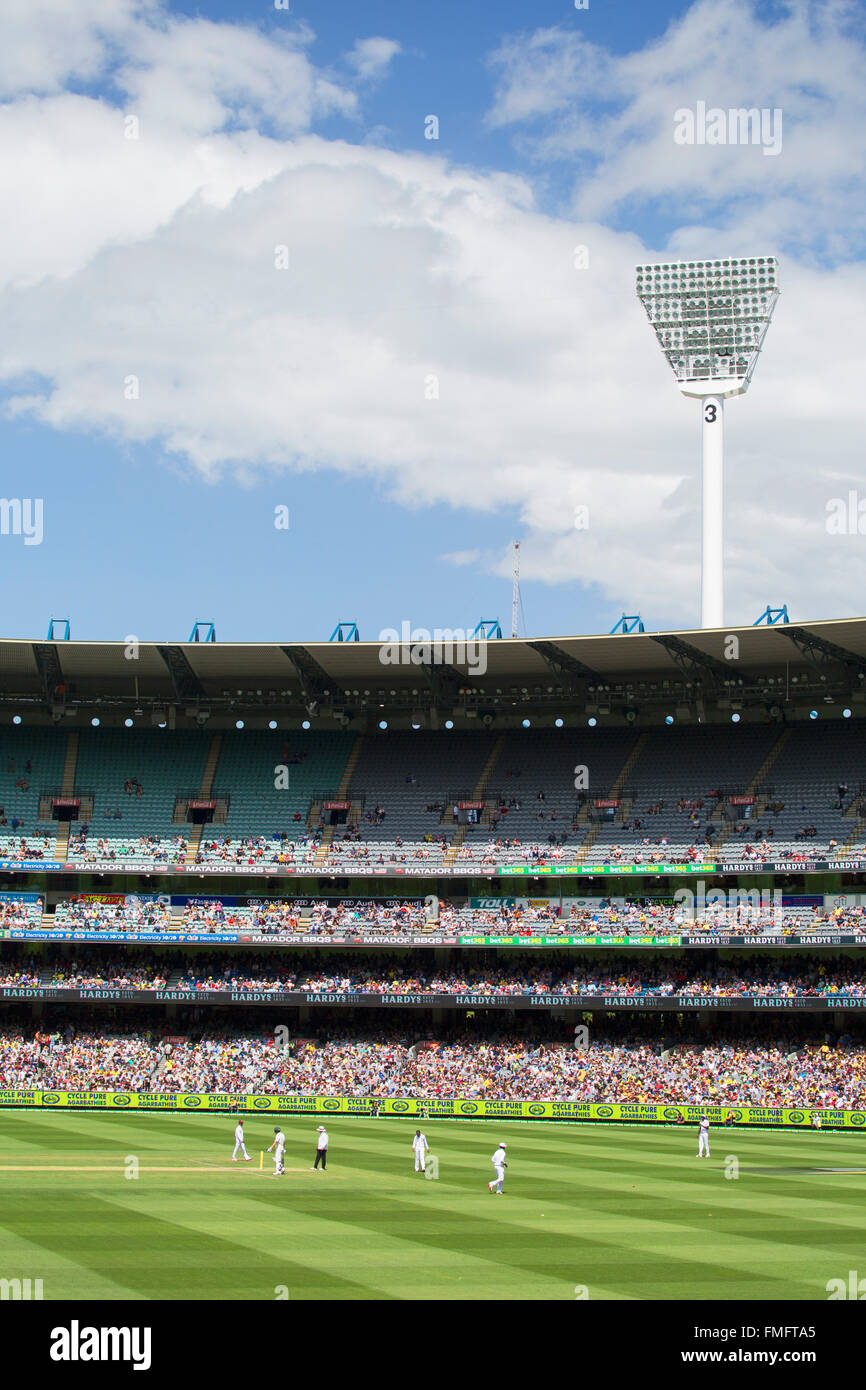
[268,1126,286,1176]
[697,1117,711,1157]
[412,1129,429,1173]
[488,1142,508,1194]
[232,1119,252,1162]
[311,1126,328,1170]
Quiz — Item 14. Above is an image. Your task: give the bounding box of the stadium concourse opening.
[0,619,864,1138]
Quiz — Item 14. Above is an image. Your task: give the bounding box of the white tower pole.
[635,256,778,630]
[511,541,520,639]
[701,396,724,628]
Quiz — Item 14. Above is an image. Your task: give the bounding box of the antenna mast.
[511,541,520,638]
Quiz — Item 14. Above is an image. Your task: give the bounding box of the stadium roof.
[2,618,866,727]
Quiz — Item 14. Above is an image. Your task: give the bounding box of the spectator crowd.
[2,1017,866,1109]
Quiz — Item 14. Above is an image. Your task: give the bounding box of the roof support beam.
[780,627,866,681]
[31,642,64,705]
[650,634,732,690]
[281,646,341,714]
[414,661,465,705]
[155,645,207,703]
[527,641,602,686]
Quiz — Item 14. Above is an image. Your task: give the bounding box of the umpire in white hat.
[312,1125,329,1170]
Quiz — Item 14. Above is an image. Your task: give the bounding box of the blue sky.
[2,0,865,644]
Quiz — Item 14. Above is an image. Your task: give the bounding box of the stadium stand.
[15,946,866,998]
[17,896,866,938]
[0,721,860,867]
[2,1014,866,1108]
[0,731,66,850]
[209,730,353,837]
[1,625,866,1124]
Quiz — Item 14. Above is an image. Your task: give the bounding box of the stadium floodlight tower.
[636,256,779,628]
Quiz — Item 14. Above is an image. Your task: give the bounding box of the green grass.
[0,1111,864,1300]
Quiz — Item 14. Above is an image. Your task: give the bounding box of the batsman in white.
[697,1116,711,1158]
[412,1129,429,1173]
[268,1126,286,1177]
[232,1119,252,1162]
[488,1142,508,1195]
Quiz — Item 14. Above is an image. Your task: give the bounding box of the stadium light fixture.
[636,257,779,628]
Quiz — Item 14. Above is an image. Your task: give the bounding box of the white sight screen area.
[635,256,778,389]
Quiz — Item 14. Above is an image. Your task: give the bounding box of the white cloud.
[1,0,865,630]
[442,550,482,568]
[345,37,402,83]
[486,0,866,253]
[0,3,359,292]
[0,0,149,97]
[117,16,356,138]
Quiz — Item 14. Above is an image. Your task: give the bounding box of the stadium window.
[235,720,245,730]
[301,721,311,730]
[731,713,741,723]
[11,715,21,725]
[843,708,853,718]
[268,720,277,730]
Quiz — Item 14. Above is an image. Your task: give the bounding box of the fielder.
[412,1129,429,1173]
[268,1125,286,1176]
[488,1142,508,1195]
[232,1119,252,1162]
[697,1116,711,1158]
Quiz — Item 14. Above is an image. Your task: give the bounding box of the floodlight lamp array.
[635,256,779,397]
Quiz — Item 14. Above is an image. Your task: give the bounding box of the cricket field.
[0,1111,862,1301]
